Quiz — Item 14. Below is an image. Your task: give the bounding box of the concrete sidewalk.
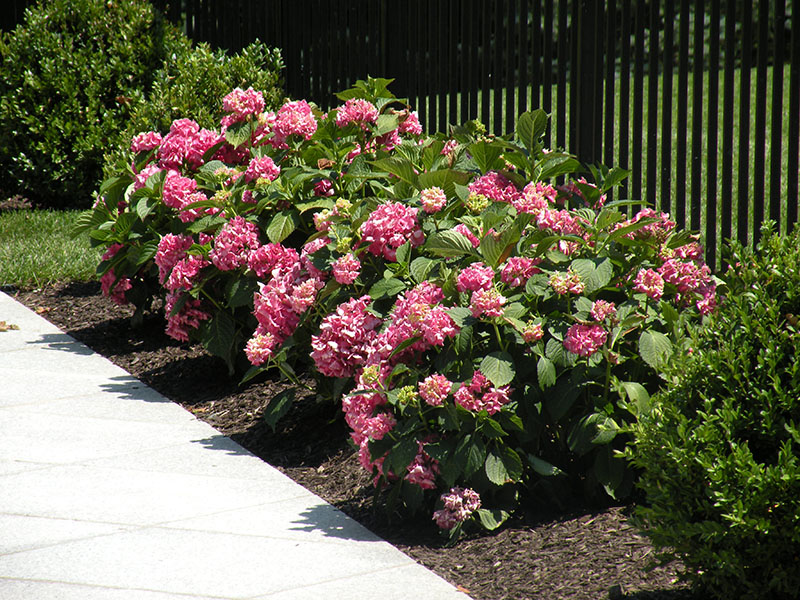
[0,291,471,600]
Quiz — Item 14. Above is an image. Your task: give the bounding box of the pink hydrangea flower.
[564,323,607,357]
[514,181,557,214]
[332,253,361,285]
[590,299,617,322]
[500,256,541,287]
[634,268,665,300]
[133,164,162,192]
[100,270,131,305]
[155,233,194,283]
[247,243,300,279]
[165,255,208,292]
[457,262,495,293]
[441,139,458,156]
[222,87,265,121]
[453,371,512,415]
[537,208,585,236]
[398,110,423,135]
[311,296,382,378]
[289,276,323,314]
[314,179,334,196]
[244,156,280,183]
[419,186,447,213]
[164,291,210,342]
[335,98,379,129]
[468,171,520,203]
[469,287,507,318]
[405,443,440,490]
[130,131,162,153]
[244,330,276,366]
[157,118,200,170]
[209,216,260,271]
[419,374,452,406]
[186,128,222,170]
[433,487,481,530]
[271,100,317,148]
[549,269,584,295]
[617,208,676,241]
[522,320,544,343]
[360,201,424,261]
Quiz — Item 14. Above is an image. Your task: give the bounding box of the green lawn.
[0,209,102,287]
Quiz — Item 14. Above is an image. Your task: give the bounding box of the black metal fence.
[5,0,799,268]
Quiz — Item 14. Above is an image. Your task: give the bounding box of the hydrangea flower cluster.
[155,234,194,283]
[453,371,512,415]
[457,262,495,293]
[222,87,265,122]
[130,131,162,153]
[270,100,318,148]
[372,282,459,361]
[335,98,379,129]
[157,118,222,171]
[98,244,131,306]
[332,253,361,284]
[500,256,541,287]
[433,487,481,530]
[405,442,440,490]
[311,296,382,378]
[468,171,520,204]
[419,374,453,406]
[209,216,260,271]
[522,320,544,343]
[161,170,209,222]
[634,268,665,300]
[469,287,507,318]
[164,291,210,342]
[590,299,617,322]
[420,186,447,213]
[244,156,280,183]
[360,201,425,261]
[513,181,557,214]
[549,269,585,295]
[563,323,608,357]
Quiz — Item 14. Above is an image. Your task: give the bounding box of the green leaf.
[484,451,510,485]
[369,277,407,299]
[480,351,515,387]
[385,437,420,476]
[295,198,335,213]
[479,233,504,267]
[417,169,471,199]
[537,154,581,180]
[570,257,613,294]
[375,113,400,136]
[546,373,584,421]
[528,455,565,477]
[537,356,556,389]
[638,330,673,370]
[263,389,295,432]
[225,121,252,148]
[369,157,418,188]
[133,240,158,266]
[479,417,507,438]
[395,240,411,267]
[468,141,504,173]
[447,306,474,328]
[516,110,548,154]
[135,196,155,221]
[621,381,651,415]
[200,310,237,374]
[594,445,626,499]
[410,256,435,283]
[226,277,259,308]
[498,444,523,481]
[476,508,509,530]
[599,167,630,192]
[425,230,476,258]
[266,210,297,244]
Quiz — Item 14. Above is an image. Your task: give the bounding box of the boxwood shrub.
[0,0,188,208]
[628,223,800,600]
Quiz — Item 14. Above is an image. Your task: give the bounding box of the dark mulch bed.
[10,280,696,600]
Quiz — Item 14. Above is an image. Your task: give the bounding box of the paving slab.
[0,291,471,599]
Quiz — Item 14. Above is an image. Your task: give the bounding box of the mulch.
[9,280,697,600]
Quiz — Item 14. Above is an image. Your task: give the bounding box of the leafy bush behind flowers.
[78,77,718,537]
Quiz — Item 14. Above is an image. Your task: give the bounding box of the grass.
[0,209,102,287]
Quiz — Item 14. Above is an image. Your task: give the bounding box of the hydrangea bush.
[81,77,716,535]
